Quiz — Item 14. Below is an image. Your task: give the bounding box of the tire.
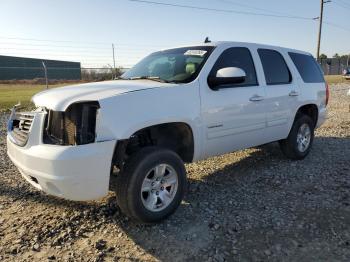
[279,114,315,160]
[115,146,187,223]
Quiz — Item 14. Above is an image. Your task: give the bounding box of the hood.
[32,80,171,111]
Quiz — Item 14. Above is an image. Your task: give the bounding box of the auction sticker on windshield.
[184,50,207,56]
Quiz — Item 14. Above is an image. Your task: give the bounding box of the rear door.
[257,48,298,142]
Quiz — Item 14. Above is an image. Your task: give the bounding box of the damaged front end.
[43,101,99,146]
[6,100,116,201]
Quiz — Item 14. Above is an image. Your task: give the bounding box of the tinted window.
[258,49,292,85]
[210,47,258,87]
[289,52,324,83]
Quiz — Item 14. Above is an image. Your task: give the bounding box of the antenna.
[204,37,211,43]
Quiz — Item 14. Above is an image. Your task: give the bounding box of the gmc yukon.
[7,41,328,223]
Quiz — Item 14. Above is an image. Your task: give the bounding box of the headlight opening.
[44,102,100,145]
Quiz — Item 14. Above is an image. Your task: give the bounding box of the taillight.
[325,82,329,106]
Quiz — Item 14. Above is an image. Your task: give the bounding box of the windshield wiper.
[127,76,171,83]
[114,76,125,80]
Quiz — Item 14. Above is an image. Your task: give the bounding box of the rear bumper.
[316,107,327,128]
[7,136,116,201]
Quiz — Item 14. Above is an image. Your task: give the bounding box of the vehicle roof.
[165,41,312,56]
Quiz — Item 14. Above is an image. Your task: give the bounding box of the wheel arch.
[111,121,195,171]
[294,104,319,127]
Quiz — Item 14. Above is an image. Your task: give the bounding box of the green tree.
[319,53,327,59]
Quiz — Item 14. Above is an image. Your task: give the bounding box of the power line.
[0,42,111,50]
[323,21,350,32]
[0,53,141,63]
[128,0,350,34]
[0,47,111,53]
[217,0,294,16]
[333,0,350,8]
[0,50,136,67]
[0,66,131,70]
[337,0,350,4]
[316,0,350,60]
[0,1,348,67]
[0,36,167,47]
[0,50,151,57]
[0,52,113,58]
[128,0,315,20]
[332,0,350,10]
[0,43,158,54]
[0,47,154,55]
[0,36,112,45]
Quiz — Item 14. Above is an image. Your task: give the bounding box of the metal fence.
[0,55,81,80]
[319,57,350,75]
[0,66,129,82]
[1,58,349,82]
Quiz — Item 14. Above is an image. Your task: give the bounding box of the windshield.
[121,46,215,83]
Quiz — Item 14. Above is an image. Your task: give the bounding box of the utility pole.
[112,43,116,79]
[316,0,331,61]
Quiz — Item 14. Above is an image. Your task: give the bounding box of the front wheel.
[115,147,187,223]
[279,114,315,160]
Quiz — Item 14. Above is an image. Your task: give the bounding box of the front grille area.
[10,112,35,146]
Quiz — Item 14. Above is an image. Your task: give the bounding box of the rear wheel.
[279,114,315,160]
[115,147,187,223]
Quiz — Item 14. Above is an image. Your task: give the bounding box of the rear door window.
[289,52,324,83]
[258,49,292,85]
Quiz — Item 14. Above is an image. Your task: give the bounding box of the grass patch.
[0,84,70,111]
[325,75,349,84]
[0,77,348,111]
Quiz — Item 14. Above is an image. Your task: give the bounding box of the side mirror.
[208,67,246,89]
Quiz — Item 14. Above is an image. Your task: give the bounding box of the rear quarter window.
[289,52,324,83]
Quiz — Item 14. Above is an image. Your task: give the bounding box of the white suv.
[7,41,328,223]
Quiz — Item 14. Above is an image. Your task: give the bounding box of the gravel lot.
[0,84,349,262]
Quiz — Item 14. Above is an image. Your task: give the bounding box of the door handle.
[289,90,299,97]
[249,95,264,102]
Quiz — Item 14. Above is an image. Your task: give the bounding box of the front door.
[199,46,266,159]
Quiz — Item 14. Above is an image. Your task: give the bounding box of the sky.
[0,0,349,68]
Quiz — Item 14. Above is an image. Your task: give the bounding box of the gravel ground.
[0,84,349,262]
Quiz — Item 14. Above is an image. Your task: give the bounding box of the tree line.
[319,53,349,60]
